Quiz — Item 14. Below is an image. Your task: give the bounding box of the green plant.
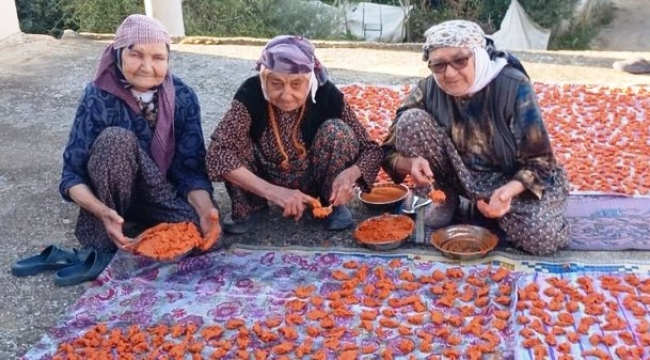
[13,0,613,50]
[183,0,274,37]
[548,24,594,50]
[183,0,346,39]
[405,0,608,50]
[62,0,144,33]
[15,0,76,38]
[547,0,614,50]
[266,0,345,40]
[519,0,578,29]
[406,0,503,42]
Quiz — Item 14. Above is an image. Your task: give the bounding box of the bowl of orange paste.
[353,214,414,251]
[359,183,410,210]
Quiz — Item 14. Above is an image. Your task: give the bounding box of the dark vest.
[234,76,345,147]
[404,66,526,176]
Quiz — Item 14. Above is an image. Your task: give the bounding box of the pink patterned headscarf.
[93,14,176,174]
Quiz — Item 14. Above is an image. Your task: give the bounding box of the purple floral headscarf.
[256,35,329,85]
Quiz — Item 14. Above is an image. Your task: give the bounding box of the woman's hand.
[198,208,221,252]
[199,208,221,238]
[476,181,526,218]
[68,184,134,249]
[267,186,313,221]
[330,166,360,206]
[409,156,434,186]
[99,209,132,249]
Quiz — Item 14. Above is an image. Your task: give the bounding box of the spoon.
[414,198,432,210]
[402,194,420,214]
[413,198,432,243]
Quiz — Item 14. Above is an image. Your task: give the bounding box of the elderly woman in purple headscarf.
[207,35,382,234]
[382,20,570,255]
[59,15,219,272]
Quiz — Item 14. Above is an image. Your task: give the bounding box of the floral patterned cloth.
[22,248,650,360]
[22,249,517,359]
[565,195,650,250]
[513,272,650,360]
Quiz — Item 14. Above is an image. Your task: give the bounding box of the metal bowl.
[359,183,410,210]
[430,225,498,260]
[354,214,414,251]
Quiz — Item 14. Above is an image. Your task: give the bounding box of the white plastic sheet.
[344,2,412,43]
[490,0,551,51]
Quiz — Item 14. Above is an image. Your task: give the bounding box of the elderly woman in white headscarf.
[381,20,570,255]
[207,35,382,234]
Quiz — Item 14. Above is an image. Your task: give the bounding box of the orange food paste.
[308,197,333,219]
[361,186,406,203]
[428,189,446,204]
[134,222,202,261]
[354,215,413,243]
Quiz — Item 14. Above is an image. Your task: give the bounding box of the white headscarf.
[423,20,507,96]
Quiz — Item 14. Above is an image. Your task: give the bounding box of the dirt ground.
[591,0,650,51]
[1,20,650,359]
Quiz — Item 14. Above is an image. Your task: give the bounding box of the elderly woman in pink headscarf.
[59,15,219,280]
[382,20,570,255]
[207,35,382,234]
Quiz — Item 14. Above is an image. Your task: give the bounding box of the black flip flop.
[11,245,85,277]
[53,250,113,287]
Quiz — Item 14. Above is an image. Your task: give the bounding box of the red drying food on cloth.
[343,84,650,196]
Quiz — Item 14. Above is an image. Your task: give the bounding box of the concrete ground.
[1,35,650,359]
[591,0,650,51]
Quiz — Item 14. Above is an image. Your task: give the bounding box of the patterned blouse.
[207,100,382,191]
[382,71,559,199]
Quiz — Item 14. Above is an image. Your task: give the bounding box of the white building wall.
[145,0,185,37]
[0,0,21,41]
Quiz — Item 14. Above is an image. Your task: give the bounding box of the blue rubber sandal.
[11,245,84,277]
[53,250,113,287]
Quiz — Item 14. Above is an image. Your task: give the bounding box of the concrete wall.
[145,0,185,37]
[0,0,20,41]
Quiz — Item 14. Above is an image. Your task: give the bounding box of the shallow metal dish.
[430,225,498,260]
[354,214,414,251]
[359,183,410,210]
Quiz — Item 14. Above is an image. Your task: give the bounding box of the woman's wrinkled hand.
[330,167,359,206]
[409,156,434,186]
[268,186,313,221]
[100,209,132,249]
[198,208,221,252]
[476,181,525,218]
[199,208,220,236]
